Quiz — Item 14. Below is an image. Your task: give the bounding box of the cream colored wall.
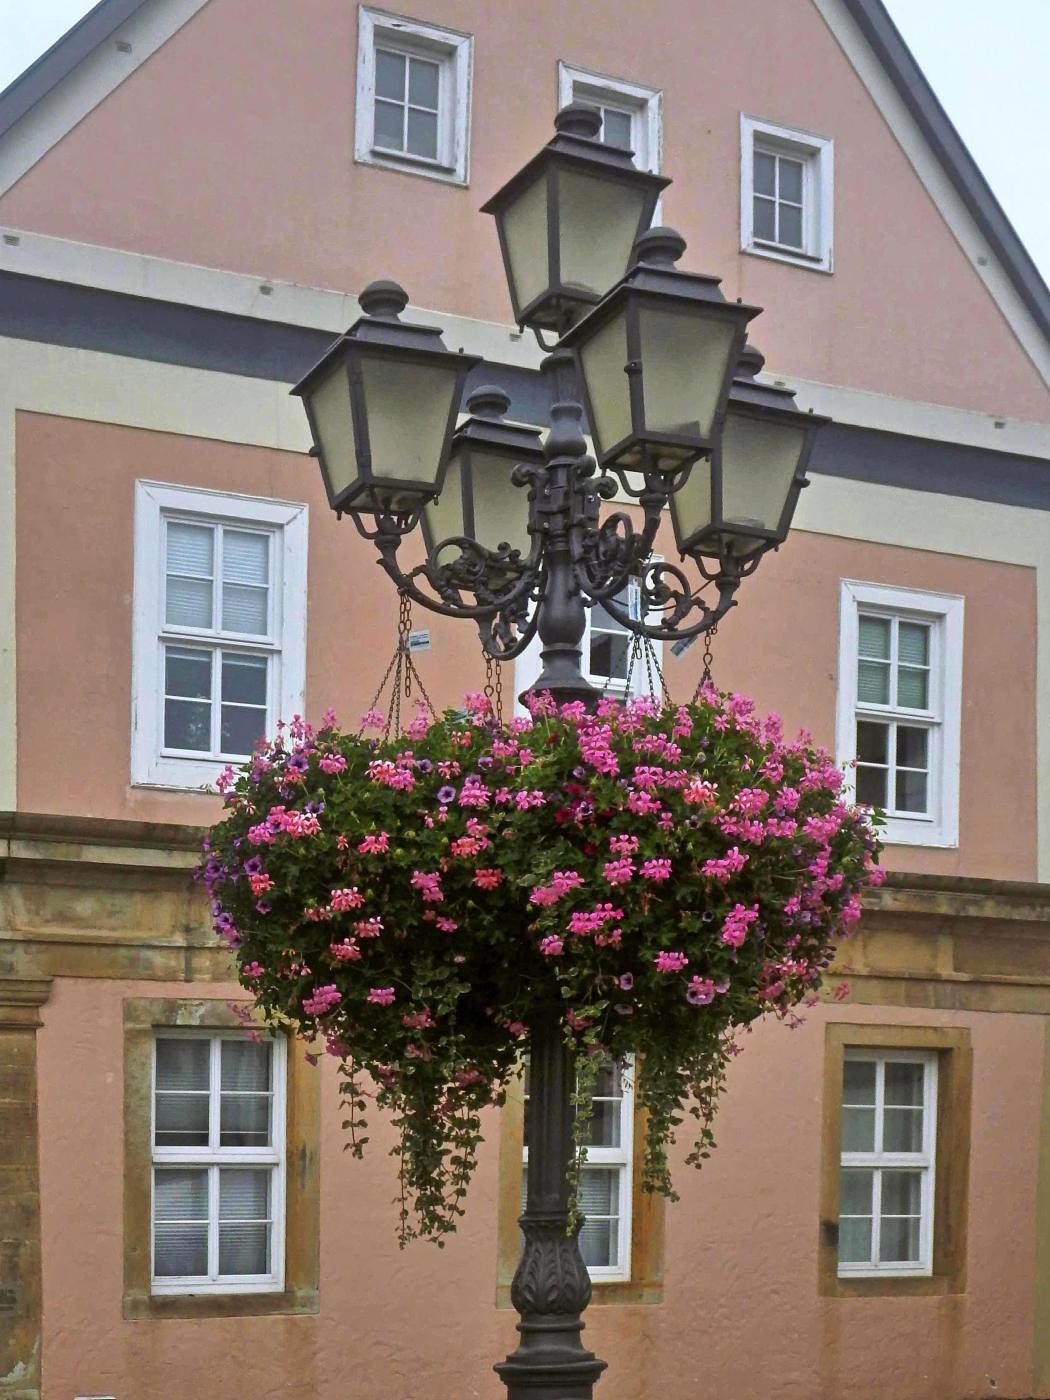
[0,0,1047,420]
[35,977,1046,1400]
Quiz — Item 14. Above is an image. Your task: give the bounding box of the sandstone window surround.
[355,7,473,185]
[123,998,320,1320]
[130,481,307,792]
[740,114,834,272]
[819,1023,972,1298]
[556,63,662,176]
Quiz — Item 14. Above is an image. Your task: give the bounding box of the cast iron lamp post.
[293,102,827,1399]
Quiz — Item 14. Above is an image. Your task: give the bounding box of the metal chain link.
[360,591,437,739]
[692,623,719,701]
[484,652,505,727]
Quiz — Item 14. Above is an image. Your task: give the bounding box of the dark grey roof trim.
[1,269,1047,513]
[843,0,1050,347]
[0,0,153,137]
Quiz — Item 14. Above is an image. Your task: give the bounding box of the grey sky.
[0,0,1047,283]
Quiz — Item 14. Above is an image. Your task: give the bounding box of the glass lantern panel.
[669,457,714,552]
[422,454,467,552]
[358,353,459,493]
[557,168,650,302]
[500,172,550,319]
[305,362,361,503]
[719,412,806,536]
[469,449,531,557]
[578,309,632,461]
[637,303,738,445]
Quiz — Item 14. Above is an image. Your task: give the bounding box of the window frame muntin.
[836,580,963,847]
[150,1029,288,1296]
[356,7,473,185]
[838,1047,938,1279]
[740,114,834,272]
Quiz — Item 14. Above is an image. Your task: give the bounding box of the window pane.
[839,1167,874,1216]
[754,150,776,197]
[218,1169,270,1275]
[778,157,803,204]
[881,1169,922,1216]
[154,1224,209,1277]
[155,1093,209,1146]
[778,202,803,249]
[895,769,928,813]
[166,646,212,700]
[155,1168,209,1220]
[219,1168,269,1217]
[855,766,887,807]
[602,109,633,151]
[581,1098,621,1148]
[753,194,776,241]
[884,1061,924,1108]
[856,721,888,765]
[220,705,266,757]
[167,521,213,577]
[165,698,212,752]
[221,1040,271,1092]
[838,1215,872,1265]
[166,576,213,629]
[223,531,268,585]
[857,660,890,704]
[375,48,405,100]
[858,615,891,659]
[879,1213,920,1263]
[406,107,438,159]
[897,667,929,709]
[220,1094,271,1147]
[156,1039,209,1091]
[374,97,404,150]
[222,653,268,707]
[578,1168,618,1268]
[590,630,630,682]
[883,1106,923,1153]
[408,56,439,108]
[896,726,928,770]
[222,584,268,635]
[898,622,929,666]
[841,1106,876,1153]
[843,1060,876,1105]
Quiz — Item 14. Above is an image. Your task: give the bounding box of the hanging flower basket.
[199,686,883,1243]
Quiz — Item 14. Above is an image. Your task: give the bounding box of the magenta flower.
[654,950,689,973]
[539,935,564,957]
[367,986,396,1006]
[686,976,715,1005]
[473,868,504,890]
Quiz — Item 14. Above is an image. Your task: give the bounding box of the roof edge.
[0,0,153,138]
[841,0,1050,349]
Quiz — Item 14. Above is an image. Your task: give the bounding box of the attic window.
[740,115,834,272]
[355,8,473,185]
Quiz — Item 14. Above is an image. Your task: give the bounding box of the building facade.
[0,1,1048,1397]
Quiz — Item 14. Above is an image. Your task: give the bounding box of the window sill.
[124,1285,318,1321]
[822,1272,958,1299]
[741,241,832,274]
[356,151,468,187]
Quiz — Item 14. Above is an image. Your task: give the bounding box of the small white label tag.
[407,630,431,653]
[627,580,642,622]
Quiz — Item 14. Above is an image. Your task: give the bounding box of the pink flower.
[602,857,635,885]
[686,976,715,1005]
[654,950,689,973]
[700,847,749,883]
[302,984,342,1016]
[435,916,459,933]
[720,903,760,948]
[833,981,851,1002]
[473,867,504,890]
[358,831,390,855]
[353,917,383,938]
[683,779,717,807]
[402,1008,435,1029]
[360,708,385,730]
[609,834,639,856]
[627,790,662,816]
[241,961,264,981]
[640,858,672,881]
[329,886,365,911]
[329,939,361,962]
[319,753,347,774]
[539,935,565,957]
[410,870,444,903]
[367,986,396,1006]
[248,871,275,896]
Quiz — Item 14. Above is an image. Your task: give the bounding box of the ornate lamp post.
[293,104,827,1400]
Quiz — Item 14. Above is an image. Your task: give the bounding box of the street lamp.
[293,105,827,1400]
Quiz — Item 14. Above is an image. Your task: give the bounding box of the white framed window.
[514,583,663,709]
[355,7,473,185]
[131,481,307,791]
[151,1032,287,1295]
[557,63,662,174]
[740,115,833,272]
[839,1049,937,1278]
[524,1057,635,1282]
[836,581,963,847]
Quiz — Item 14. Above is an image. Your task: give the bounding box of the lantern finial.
[358,280,409,320]
[553,102,603,140]
[736,342,766,379]
[465,385,511,419]
[632,226,687,269]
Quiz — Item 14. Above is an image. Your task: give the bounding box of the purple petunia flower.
[304,800,326,816]
[244,855,264,876]
[415,759,433,774]
[477,755,494,769]
[436,785,457,804]
[288,752,309,774]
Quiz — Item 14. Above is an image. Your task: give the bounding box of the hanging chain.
[484,652,505,727]
[692,623,719,701]
[361,591,437,739]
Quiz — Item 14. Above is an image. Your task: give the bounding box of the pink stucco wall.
[0,0,1047,421]
[15,411,1039,880]
[36,977,1045,1399]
